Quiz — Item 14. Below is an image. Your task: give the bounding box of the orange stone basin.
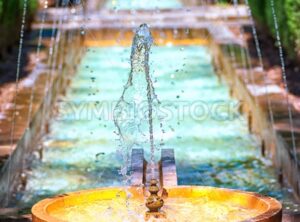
[32,186,282,222]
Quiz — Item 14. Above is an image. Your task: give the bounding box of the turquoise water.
[105,0,182,10]
[17,46,283,209]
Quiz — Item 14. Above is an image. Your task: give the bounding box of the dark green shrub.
[0,0,3,19]
[248,0,266,23]
[265,0,294,54]
[285,0,300,56]
[248,0,299,59]
[0,0,38,57]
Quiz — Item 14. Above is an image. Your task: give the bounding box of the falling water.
[232,0,250,83]
[114,24,159,182]
[269,0,298,163]
[39,0,60,141]
[5,0,28,205]
[244,0,276,133]
[27,0,49,128]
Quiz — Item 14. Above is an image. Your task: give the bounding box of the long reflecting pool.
[17,46,286,210]
[105,0,182,10]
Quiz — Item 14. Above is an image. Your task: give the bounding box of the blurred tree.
[248,0,300,59]
[0,0,38,58]
[285,0,300,58]
[248,0,266,23]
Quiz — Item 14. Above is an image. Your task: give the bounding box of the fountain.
[31,24,282,222]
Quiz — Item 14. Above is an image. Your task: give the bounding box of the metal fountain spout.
[145,179,166,220]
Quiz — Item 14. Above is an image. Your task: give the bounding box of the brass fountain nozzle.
[145,179,166,220]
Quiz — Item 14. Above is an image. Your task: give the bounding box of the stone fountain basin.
[32,186,282,222]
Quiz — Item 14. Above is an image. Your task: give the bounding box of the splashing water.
[49,197,261,222]
[5,0,28,206]
[269,0,298,164]
[114,24,160,182]
[16,45,292,212]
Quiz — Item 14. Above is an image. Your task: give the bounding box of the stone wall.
[209,39,300,201]
[0,29,84,206]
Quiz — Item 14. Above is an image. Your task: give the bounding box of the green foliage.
[0,1,3,19]
[248,0,300,59]
[285,0,300,54]
[248,0,266,23]
[265,0,294,54]
[28,0,39,17]
[0,0,38,54]
[1,0,21,27]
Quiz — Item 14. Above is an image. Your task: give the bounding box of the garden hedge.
[218,0,300,59]
[285,0,300,58]
[0,0,38,57]
[248,0,300,59]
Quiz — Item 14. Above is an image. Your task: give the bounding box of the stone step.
[161,149,177,187]
[283,212,300,222]
[0,208,31,222]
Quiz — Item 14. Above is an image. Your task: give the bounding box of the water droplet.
[96,152,105,160]
[85,167,92,172]
[173,29,178,36]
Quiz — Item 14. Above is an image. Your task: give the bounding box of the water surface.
[105,0,182,10]
[18,46,284,209]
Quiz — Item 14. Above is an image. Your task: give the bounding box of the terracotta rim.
[32,186,282,222]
